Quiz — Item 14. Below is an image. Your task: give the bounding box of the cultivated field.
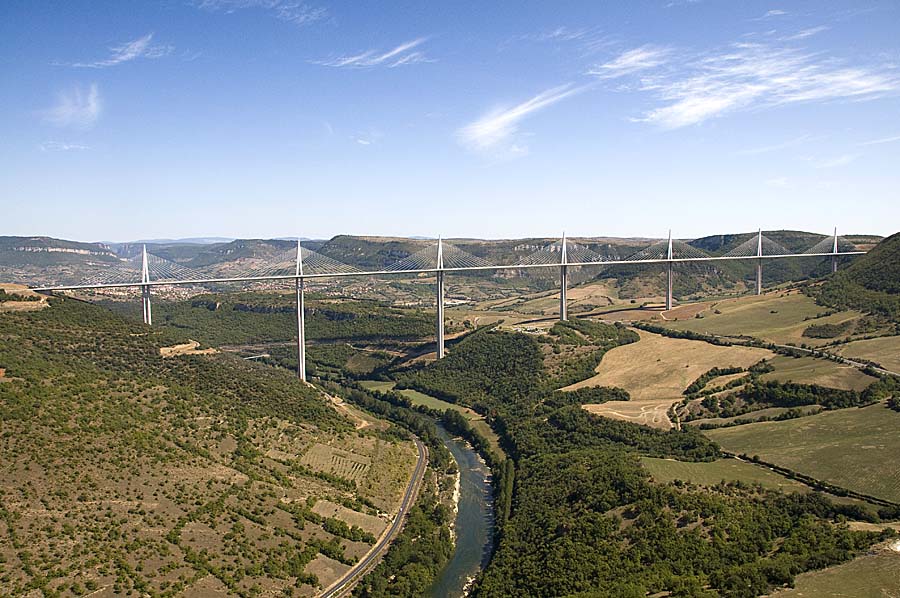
[760,355,877,391]
[565,330,772,399]
[835,335,900,374]
[566,329,771,428]
[640,457,810,494]
[706,403,900,503]
[772,546,900,598]
[664,291,861,346]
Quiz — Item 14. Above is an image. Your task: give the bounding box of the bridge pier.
[559,232,568,321]
[141,245,152,325]
[756,229,763,296]
[559,265,568,321]
[296,278,306,381]
[436,270,445,358]
[831,227,839,274]
[295,241,306,381]
[665,231,674,311]
[436,238,445,359]
[141,286,152,325]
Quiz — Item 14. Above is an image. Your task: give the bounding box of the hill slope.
[815,232,900,319]
[0,298,418,596]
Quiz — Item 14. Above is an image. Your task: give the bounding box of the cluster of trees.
[633,321,736,345]
[107,292,436,346]
[0,289,42,302]
[739,380,874,410]
[802,320,854,339]
[684,366,746,396]
[541,320,639,388]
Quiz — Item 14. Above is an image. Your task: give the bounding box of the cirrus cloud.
[40,84,102,130]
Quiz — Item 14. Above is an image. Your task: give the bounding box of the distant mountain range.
[0,232,885,294]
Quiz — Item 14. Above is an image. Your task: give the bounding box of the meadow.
[772,548,900,598]
[706,403,900,504]
[835,335,900,374]
[665,291,862,345]
[759,355,877,391]
[640,456,810,494]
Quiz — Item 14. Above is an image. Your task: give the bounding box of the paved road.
[318,437,428,598]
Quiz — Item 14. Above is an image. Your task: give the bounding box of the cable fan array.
[723,234,789,258]
[384,242,491,271]
[804,235,858,254]
[623,239,710,262]
[516,239,603,266]
[204,246,361,280]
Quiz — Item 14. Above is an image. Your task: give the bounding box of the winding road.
[319,437,428,598]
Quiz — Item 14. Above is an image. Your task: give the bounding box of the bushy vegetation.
[0,298,422,596]
[802,320,854,338]
[813,232,900,320]
[352,484,453,597]
[106,292,436,346]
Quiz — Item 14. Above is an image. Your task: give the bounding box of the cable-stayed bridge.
[22,229,865,381]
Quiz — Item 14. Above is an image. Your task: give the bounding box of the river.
[429,425,495,598]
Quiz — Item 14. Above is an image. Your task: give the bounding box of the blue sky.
[1,0,899,242]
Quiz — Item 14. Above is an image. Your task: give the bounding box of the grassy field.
[835,335,900,374]
[772,547,900,597]
[640,456,810,494]
[665,291,862,346]
[706,403,900,504]
[569,329,771,428]
[564,330,772,399]
[360,380,505,458]
[761,355,878,391]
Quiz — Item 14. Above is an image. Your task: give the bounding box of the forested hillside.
[815,232,900,319]
[396,326,891,597]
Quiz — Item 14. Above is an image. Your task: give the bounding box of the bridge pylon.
[436,237,445,359]
[295,240,306,381]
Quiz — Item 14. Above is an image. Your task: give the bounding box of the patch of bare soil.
[159,339,218,358]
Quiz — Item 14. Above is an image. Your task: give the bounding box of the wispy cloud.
[196,0,327,26]
[40,84,102,129]
[40,141,91,152]
[70,33,172,68]
[813,154,858,168]
[857,133,900,146]
[516,26,589,43]
[766,176,791,188]
[782,26,829,41]
[736,134,815,155]
[457,84,582,157]
[313,38,431,68]
[587,45,671,78]
[617,42,900,128]
[760,9,788,18]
